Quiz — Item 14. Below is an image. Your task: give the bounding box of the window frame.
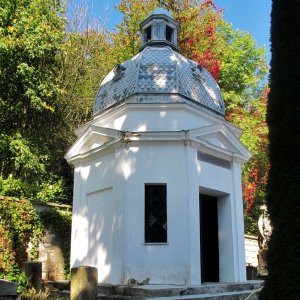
[144,183,168,244]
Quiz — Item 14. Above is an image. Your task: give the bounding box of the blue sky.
[214,0,271,62]
[78,0,272,62]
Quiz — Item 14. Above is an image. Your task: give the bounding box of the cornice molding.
[66,124,250,166]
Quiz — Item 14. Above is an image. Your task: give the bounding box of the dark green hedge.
[261,0,300,298]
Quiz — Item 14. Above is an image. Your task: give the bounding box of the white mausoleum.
[65,7,251,285]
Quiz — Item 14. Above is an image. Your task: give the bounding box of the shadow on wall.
[72,148,140,284]
[72,190,122,283]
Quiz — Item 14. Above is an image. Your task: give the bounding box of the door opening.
[200,193,219,282]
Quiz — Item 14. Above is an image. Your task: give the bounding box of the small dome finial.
[140,4,179,52]
[158,0,169,8]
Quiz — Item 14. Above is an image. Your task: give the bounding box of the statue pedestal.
[70,266,98,300]
[257,205,272,278]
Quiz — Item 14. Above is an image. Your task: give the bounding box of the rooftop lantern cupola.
[140,6,179,52]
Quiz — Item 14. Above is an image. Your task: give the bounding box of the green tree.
[227,87,269,234]
[55,1,120,146]
[0,0,69,202]
[112,0,157,62]
[165,0,224,80]
[261,0,300,298]
[58,30,114,130]
[220,23,268,234]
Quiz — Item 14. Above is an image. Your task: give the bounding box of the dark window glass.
[166,26,173,42]
[145,184,167,243]
[145,26,152,42]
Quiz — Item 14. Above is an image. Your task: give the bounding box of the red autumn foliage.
[177,0,222,81]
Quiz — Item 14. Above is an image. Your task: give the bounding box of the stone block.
[50,250,61,262]
[42,271,48,281]
[43,231,52,244]
[71,266,98,300]
[0,280,17,296]
[55,273,65,281]
[43,261,50,270]
[38,252,48,262]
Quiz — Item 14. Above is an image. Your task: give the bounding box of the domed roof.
[94,46,225,116]
[94,6,224,116]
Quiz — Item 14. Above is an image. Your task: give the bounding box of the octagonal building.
[65,7,250,285]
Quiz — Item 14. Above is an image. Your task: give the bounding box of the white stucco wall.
[245,235,259,267]
[71,153,124,284]
[187,148,246,283]
[70,140,246,285]
[122,143,188,284]
[68,102,249,286]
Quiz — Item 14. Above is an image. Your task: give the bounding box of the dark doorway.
[200,193,219,282]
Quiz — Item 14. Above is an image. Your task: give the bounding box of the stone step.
[56,289,260,300]
[97,281,263,298]
[98,285,185,297]
[145,289,260,300]
[98,294,145,299]
[44,280,70,291]
[98,280,263,300]
[52,281,263,300]
[97,289,260,300]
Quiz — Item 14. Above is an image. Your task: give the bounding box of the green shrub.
[0,196,72,286]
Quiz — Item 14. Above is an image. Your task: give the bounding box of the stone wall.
[33,202,72,281]
[38,226,65,280]
[244,235,259,267]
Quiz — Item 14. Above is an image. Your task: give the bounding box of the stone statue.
[257,204,272,276]
[258,204,272,250]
